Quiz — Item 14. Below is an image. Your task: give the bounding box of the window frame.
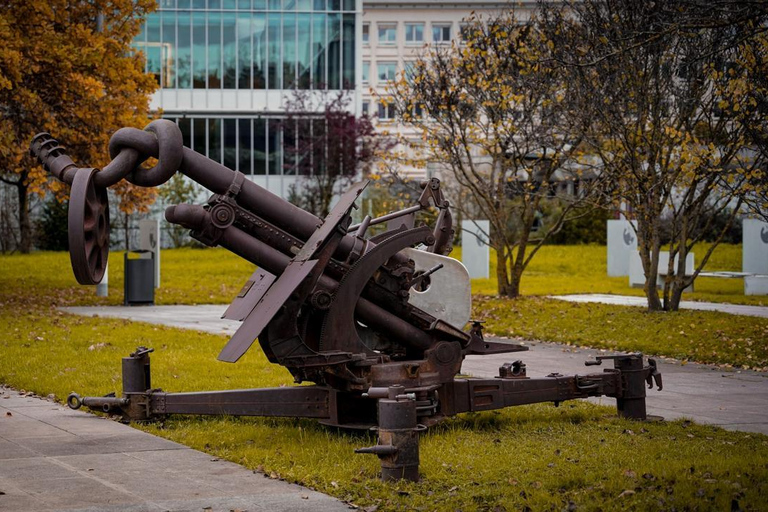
[431,22,452,44]
[377,61,397,83]
[377,22,397,46]
[404,22,424,45]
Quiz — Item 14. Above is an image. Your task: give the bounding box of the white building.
[134,0,362,199]
[361,0,533,179]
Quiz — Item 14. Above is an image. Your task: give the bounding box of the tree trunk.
[507,254,524,298]
[638,221,663,311]
[495,246,513,296]
[16,178,31,254]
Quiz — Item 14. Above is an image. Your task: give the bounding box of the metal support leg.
[613,355,648,420]
[356,385,422,482]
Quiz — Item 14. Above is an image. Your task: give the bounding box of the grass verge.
[1,251,767,510]
[474,296,768,371]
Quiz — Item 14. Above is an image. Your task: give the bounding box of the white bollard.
[461,220,490,279]
[96,262,108,297]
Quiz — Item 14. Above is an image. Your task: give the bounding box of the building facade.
[361,1,531,179]
[133,0,361,197]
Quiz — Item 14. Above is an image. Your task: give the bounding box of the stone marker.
[629,251,694,291]
[743,218,768,275]
[461,220,490,279]
[139,219,160,288]
[607,219,637,276]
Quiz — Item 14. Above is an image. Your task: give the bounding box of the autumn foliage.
[0,0,158,252]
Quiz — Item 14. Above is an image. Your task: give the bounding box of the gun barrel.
[166,204,434,351]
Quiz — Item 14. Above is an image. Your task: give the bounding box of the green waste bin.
[124,250,154,305]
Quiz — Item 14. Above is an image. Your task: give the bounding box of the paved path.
[550,293,768,318]
[0,387,349,512]
[63,304,768,435]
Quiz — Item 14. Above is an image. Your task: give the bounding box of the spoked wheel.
[68,168,110,285]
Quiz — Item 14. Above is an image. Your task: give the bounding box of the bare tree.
[539,0,768,311]
[282,90,393,217]
[388,11,605,297]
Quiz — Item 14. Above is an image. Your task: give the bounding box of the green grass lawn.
[452,243,767,306]
[1,247,767,510]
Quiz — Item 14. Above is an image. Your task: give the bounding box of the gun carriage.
[30,120,662,481]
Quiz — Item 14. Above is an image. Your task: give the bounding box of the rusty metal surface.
[32,121,663,483]
[68,167,109,285]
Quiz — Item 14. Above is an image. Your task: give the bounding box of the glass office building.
[134,0,360,196]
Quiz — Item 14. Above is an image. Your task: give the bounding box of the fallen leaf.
[618,490,635,498]
[623,469,637,478]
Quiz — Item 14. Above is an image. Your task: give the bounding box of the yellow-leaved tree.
[0,0,158,253]
[539,0,768,311]
[387,11,606,297]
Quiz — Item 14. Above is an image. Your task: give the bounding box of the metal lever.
[646,359,663,390]
[410,263,444,289]
[584,353,642,366]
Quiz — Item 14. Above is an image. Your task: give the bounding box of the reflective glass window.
[208,13,222,88]
[268,119,282,175]
[298,0,312,10]
[224,118,237,170]
[311,13,326,88]
[378,23,396,45]
[283,13,296,89]
[209,118,222,162]
[405,23,423,44]
[283,118,296,175]
[161,11,176,87]
[362,61,369,84]
[342,14,354,88]
[222,13,238,88]
[297,14,311,88]
[177,11,192,88]
[327,13,340,89]
[239,119,252,174]
[267,14,281,89]
[432,23,451,43]
[178,0,191,8]
[192,12,207,88]
[253,119,267,175]
[146,13,161,84]
[252,13,267,88]
[237,15,252,89]
[178,117,191,147]
[377,101,394,120]
[362,23,369,45]
[193,118,207,155]
[377,61,396,82]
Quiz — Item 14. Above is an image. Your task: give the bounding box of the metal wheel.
[68,168,110,285]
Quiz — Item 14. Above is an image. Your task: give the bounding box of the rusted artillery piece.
[30,120,662,482]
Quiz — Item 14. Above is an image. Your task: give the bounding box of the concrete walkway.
[0,387,349,512]
[550,293,768,318]
[62,305,768,435]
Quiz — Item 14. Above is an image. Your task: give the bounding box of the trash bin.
[124,250,154,305]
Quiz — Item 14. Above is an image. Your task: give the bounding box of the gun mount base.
[68,347,662,482]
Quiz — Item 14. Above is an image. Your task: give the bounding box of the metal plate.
[403,248,471,329]
[222,269,277,321]
[218,259,318,363]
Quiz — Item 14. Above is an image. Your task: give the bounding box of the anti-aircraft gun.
[30,120,662,481]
